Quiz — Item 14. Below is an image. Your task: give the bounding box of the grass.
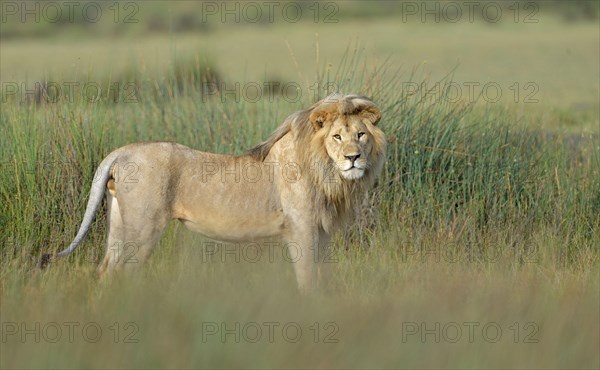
[1,11,599,370]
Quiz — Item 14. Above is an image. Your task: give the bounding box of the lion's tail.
[39,151,121,268]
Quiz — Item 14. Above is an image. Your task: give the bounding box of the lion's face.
[309,99,383,181]
[323,116,373,180]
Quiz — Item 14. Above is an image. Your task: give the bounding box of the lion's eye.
[358,132,365,139]
[333,134,342,141]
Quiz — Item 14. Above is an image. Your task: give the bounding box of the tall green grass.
[1,51,598,369]
[4,50,596,270]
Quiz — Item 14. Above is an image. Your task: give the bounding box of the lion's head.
[249,93,386,186]
[307,94,385,181]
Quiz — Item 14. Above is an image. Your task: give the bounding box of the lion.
[43,93,386,292]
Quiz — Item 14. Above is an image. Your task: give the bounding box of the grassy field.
[1,3,599,369]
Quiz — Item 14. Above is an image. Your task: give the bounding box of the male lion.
[45,93,386,292]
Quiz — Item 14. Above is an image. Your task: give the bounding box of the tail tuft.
[37,253,54,270]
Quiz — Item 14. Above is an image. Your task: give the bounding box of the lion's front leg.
[316,230,333,290]
[285,226,319,294]
[285,227,334,293]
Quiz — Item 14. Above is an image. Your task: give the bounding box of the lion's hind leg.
[97,192,124,275]
[98,191,169,276]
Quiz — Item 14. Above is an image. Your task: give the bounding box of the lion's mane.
[248,93,386,233]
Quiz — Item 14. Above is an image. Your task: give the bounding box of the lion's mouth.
[341,166,365,180]
[343,162,364,171]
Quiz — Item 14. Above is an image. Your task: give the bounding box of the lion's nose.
[345,154,360,162]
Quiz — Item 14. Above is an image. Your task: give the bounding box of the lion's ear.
[309,110,327,131]
[359,106,382,126]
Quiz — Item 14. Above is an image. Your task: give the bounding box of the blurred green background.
[1,0,599,125]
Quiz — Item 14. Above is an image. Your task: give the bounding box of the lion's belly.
[179,210,284,242]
